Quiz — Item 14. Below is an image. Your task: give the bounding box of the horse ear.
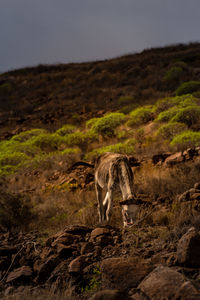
[128,156,140,167]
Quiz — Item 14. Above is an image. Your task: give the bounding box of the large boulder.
[6,266,32,284]
[101,257,152,290]
[138,265,185,300]
[177,227,200,267]
[174,281,200,300]
[89,289,132,300]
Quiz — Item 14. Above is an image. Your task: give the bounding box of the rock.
[4,286,14,297]
[51,232,79,247]
[194,182,200,190]
[37,254,61,283]
[177,227,200,267]
[174,281,200,300]
[6,266,32,283]
[81,242,95,255]
[138,265,185,300]
[90,227,113,246]
[164,152,184,166]
[68,255,86,274]
[90,228,111,239]
[101,257,152,290]
[183,148,198,161]
[190,193,200,200]
[89,289,132,300]
[178,191,190,202]
[57,244,77,258]
[0,246,17,256]
[152,152,171,165]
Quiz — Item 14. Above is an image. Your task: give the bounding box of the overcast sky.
[1,0,200,72]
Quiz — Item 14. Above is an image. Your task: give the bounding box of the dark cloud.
[1,0,200,71]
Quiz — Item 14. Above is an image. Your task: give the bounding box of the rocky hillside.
[1,42,200,299]
[1,43,200,140]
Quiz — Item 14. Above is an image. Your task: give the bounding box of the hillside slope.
[1,43,200,139]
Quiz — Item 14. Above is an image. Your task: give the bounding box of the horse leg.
[95,183,104,222]
[105,181,114,222]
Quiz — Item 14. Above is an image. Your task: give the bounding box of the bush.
[0,189,33,230]
[170,130,200,149]
[85,138,136,160]
[56,124,76,136]
[176,81,200,96]
[164,66,183,82]
[127,106,153,127]
[155,107,179,122]
[157,122,188,140]
[90,112,126,138]
[171,105,200,127]
[153,95,198,113]
[11,129,47,142]
[31,133,63,152]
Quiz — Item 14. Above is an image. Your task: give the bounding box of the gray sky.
[1,0,200,72]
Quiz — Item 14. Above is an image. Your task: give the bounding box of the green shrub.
[64,131,97,151]
[56,124,76,136]
[0,152,29,167]
[127,106,153,127]
[176,81,200,96]
[86,118,99,129]
[170,130,200,149]
[155,107,180,122]
[153,95,198,114]
[171,105,200,127]
[11,129,47,142]
[85,139,136,160]
[31,133,63,152]
[157,122,188,140]
[90,112,126,138]
[164,66,183,82]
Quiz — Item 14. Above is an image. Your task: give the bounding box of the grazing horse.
[94,152,139,226]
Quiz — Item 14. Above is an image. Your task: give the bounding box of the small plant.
[170,130,200,150]
[127,106,153,127]
[31,133,63,152]
[176,81,200,96]
[80,265,101,292]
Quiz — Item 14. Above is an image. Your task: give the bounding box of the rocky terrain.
[1,149,200,299]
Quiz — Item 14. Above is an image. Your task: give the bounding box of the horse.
[94,152,139,226]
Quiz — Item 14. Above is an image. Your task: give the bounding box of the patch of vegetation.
[170,105,200,128]
[80,265,101,292]
[56,124,77,136]
[127,106,153,127]
[155,107,179,122]
[164,66,183,82]
[153,95,198,113]
[156,122,188,140]
[170,130,200,149]
[90,112,126,138]
[118,95,134,106]
[85,138,136,160]
[176,81,200,96]
[11,129,47,142]
[0,189,33,230]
